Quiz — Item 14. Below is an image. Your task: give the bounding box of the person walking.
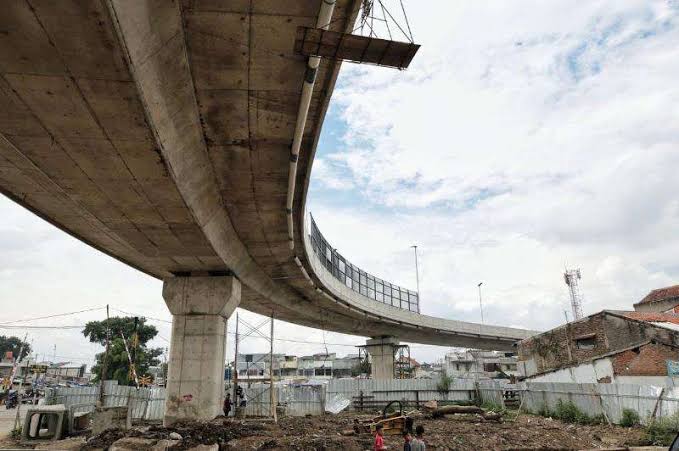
[223,392,232,417]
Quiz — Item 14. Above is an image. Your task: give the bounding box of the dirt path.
[0,406,18,439]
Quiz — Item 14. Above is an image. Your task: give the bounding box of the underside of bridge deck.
[0,0,536,368]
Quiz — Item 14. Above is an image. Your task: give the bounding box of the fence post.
[652,387,666,420]
[592,385,611,426]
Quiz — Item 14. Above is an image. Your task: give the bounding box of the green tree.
[83,316,162,385]
[0,335,31,361]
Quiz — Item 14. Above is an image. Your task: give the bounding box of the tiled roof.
[620,311,679,325]
[636,285,679,306]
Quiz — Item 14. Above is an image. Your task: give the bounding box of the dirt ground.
[0,411,653,450]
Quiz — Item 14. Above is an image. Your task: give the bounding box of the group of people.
[374,423,426,451]
[223,386,248,417]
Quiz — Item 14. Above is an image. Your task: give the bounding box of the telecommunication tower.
[564,268,584,320]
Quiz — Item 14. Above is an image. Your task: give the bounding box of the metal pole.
[270,313,276,422]
[233,312,239,417]
[14,354,30,431]
[478,282,484,331]
[99,305,110,405]
[411,245,420,313]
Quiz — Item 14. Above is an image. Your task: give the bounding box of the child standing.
[374,423,386,451]
[411,425,426,451]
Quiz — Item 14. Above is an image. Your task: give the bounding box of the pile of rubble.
[3,408,657,450]
[81,418,272,450]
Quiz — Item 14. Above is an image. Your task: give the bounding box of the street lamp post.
[411,245,420,313]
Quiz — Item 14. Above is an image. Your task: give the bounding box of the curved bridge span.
[0,0,536,422]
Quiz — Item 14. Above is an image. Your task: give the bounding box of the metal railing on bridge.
[309,214,419,313]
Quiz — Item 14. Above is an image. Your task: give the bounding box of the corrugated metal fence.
[49,378,679,425]
[45,381,165,421]
[478,380,679,424]
[327,378,476,410]
[279,384,325,416]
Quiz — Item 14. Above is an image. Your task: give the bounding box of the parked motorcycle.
[5,390,18,409]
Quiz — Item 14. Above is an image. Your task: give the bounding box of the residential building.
[297,353,334,378]
[332,354,361,378]
[395,356,420,379]
[444,350,518,379]
[235,353,284,379]
[273,355,299,379]
[0,358,86,382]
[634,284,679,314]
[518,310,679,384]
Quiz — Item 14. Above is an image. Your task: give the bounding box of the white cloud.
[306,0,679,351]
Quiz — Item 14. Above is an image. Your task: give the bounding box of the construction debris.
[430,404,503,422]
[1,410,655,450]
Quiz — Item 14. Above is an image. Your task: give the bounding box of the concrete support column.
[365,337,399,380]
[162,276,241,425]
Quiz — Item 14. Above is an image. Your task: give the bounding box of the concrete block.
[91,406,131,436]
[21,404,67,444]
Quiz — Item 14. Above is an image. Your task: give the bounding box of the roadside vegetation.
[644,413,679,446]
[529,400,605,425]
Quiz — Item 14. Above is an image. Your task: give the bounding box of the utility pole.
[233,312,240,417]
[269,313,276,422]
[477,282,484,325]
[162,347,168,387]
[411,245,421,313]
[99,305,110,405]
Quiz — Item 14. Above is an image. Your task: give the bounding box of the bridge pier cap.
[365,336,400,380]
[162,276,241,426]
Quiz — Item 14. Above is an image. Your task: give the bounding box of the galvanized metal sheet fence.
[327,378,476,410]
[49,378,679,425]
[279,384,325,416]
[477,380,679,425]
[45,382,165,421]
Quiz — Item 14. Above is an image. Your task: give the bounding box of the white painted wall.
[527,358,613,383]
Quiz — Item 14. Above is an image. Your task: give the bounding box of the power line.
[0,325,85,330]
[0,305,435,350]
[109,307,172,324]
[0,307,104,326]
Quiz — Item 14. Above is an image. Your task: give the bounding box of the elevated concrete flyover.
[0,0,537,422]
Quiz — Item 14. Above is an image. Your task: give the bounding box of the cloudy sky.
[2,0,679,367]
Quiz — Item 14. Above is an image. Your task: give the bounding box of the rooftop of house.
[617,311,679,325]
[634,284,679,306]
